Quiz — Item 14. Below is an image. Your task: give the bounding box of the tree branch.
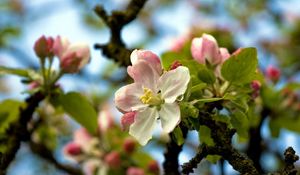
[0,92,45,175]
[94,0,148,66]
[163,124,188,175]
[29,141,83,175]
[182,109,259,175]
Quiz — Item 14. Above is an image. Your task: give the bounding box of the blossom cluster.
[63,108,159,175]
[34,35,90,73]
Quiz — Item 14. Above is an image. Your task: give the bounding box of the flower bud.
[63,142,82,156]
[123,138,136,154]
[266,65,281,83]
[34,35,54,59]
[169,60,182,70]
[191,34,221,65]
[126,167,145,175]
[251,80,261,99]
[59,43,90,73]
[53,36,70,58]
[251,80,261,91]
[147,160,159,175]
[121,111,136,131]
[219,47,230,62]
[104,151,121,169]
[170,33,190,52]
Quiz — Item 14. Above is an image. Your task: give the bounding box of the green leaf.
[230,110,249,141]
[199,125,214,146]
[0,100,25,134]
[56,92,98,134]
[180,102,199,118]
[0,66,41,84]
[198,67,216,84]
[221,48,258,84]
[191,83,207,93]
[172,126,185,146]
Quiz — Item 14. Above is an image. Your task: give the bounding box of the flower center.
[140,88,163,106]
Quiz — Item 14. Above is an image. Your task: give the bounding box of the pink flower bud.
[219,47,230,62]
[266,65,281,83]
[169,60,182,70]
[34,35,54,59]
[148,160,160,175]
[63,142,82,156]
[59,43,90,73]
[126,167,145,175]
[121,111,136,131]
[53,36,70,58]
[123,138,136,154]
[104,151,121,169]
[251,80,261,91]
[191,34,221,65]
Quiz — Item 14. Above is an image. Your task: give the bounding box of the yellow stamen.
[140,88,162,105]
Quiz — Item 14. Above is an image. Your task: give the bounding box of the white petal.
[159,103,180,133]
[114,83,147,112]
[158,66,190,103]
[129,108,159,145]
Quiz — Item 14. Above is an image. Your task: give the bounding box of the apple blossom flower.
[115,50,190,145]
[170,33,191,52]
[53,36,90,73]
[34,35,54,59]
[266,65,281,83]
[126,167,145,175]
[191,33,222,65]
[83,159,108,175]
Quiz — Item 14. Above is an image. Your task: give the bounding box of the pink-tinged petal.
[191,37,205,64]
[191,34,221,65]
[121,111,137,130]
[98,109,114,133]
[114,83,147,112]
[83,159,106,175]
[170,34,190,52]
[53,36,70,58]
[126,167,145,175]
[130,49,162,75]
[158,66,190,103]
[219,47,230,62]
[60,43,90,73]
[129,108,159,145]
[159,102,180,133]
[127,61,160,91]
[73,128,92,147]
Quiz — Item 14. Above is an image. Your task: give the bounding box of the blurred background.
[1,0,300,174]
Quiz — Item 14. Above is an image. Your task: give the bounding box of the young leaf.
[198,67,216,84]
[57,92,98,134]
[0,100,25,134]
[230,110,249,140]
[0,66,38,79]
[172,126,185,146]
[199,125,214,146]
[221,48,258,84]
